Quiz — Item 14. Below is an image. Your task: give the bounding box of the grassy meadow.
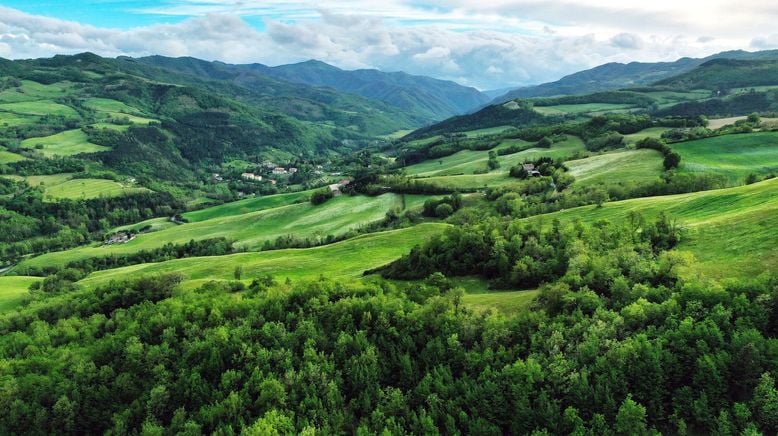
[0,276,41,313]
[0,100,79,117]
[11,173,148,200]
[43,178,149,200]
[566,149,664,186]
[672,131,778,183]
[183,190,313,222]
[16,193,413,270]
[406,136,585,177]
[526,177,778,279]
[533,103,634,116]
[0,147,27,164]
[78,223,449,289]
[21,129,110,156]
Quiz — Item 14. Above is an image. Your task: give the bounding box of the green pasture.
[0,100,79,117]
[462,125,514,137]
[43,179,149,200]
[0,147,27,164]
[672,132,778,183]
[526,178,778,279]
[0,276,41,313]
[533,103,633,116]
[17,193,410,270]
[21,129,110,156]
[566,149,664,186]
[405,136,584,177]
[0,80,74,103]
[183,190,313,222]
[0,111,38,127]
[623,127,672,144]
[78,223,449,289]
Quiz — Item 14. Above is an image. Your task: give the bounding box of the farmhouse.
[272,167,287,175]
[328,179,351,196]
[212,173,224,182]
[105,232,134,245]
[288,167,298,173]
[522,163,542,177]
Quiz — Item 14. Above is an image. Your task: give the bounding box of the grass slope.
[79,223,449,289]
[17,193,409,270]
[566,149,664,186]
[43,179,149,200]
[406,136,585,177]
[0,100,78,117]
[183,190,312,222]
[672,132,778,183]
[527,178,778,279]
[0,276,40,313]
[21,129,110,156]
[0,147,26,164]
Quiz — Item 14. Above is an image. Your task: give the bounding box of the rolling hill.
[492,49,778,102]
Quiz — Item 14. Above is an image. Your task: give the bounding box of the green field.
[183,190,312,222]
[566,149,664,186]
[0,80,74,103]
[17,193,412,270]
[78,223,449,289]
[672,132,778,183]
[113,217,177,233]
[462,125,514,137]
[527,178,778,279]
[0,276,41,313]
[0,111,38,127]
[83,97,143,114]
[462,290,539,314]
[11,173,147,200]
[43,178,149,200]
[21,129,110,156]
[406,136,585,177]
[417,173,524,190]
[0,100,79,117]
[0,147,26,163]
[623,127,672,144]
[533,103,634,116]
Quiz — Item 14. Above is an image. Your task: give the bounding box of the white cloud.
[0,4,769,89]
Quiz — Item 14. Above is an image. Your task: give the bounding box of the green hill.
[14,193,411,271]
[527,177,778,279]
[78,223,448,289]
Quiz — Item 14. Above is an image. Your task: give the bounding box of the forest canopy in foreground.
[0,218,776,435]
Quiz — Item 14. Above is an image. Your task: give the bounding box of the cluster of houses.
[211,161,330,189]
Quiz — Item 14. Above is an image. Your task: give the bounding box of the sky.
[1,1,778,90]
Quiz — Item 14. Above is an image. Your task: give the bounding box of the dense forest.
[0,218,776,434]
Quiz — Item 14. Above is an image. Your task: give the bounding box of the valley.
[2,47,778,435]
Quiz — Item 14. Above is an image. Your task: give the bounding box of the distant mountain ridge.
[248,59,490,121]
[136,56,489,123]
[492,49,778,103]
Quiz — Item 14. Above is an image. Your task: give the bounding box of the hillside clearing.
[17,193,412,270]
[0,276,40,313]
[566,149,664,186]
[20,129,110,156]
[78,223,449,289]
[672,131,778,183]
[527,178,778,279]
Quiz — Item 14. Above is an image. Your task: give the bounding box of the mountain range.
[134,56,489,124]
[491,49,778,103]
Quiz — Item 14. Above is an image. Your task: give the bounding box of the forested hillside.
[492,49,778,102]
[2,44,778,436]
